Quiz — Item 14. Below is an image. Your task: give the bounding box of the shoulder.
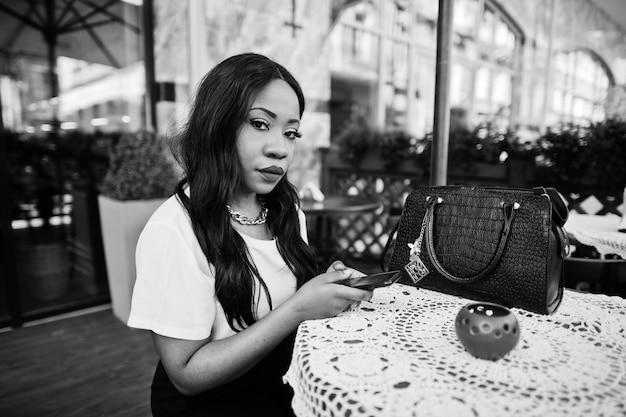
[130,195,217,340]
[136,195,210,274]
[140,195,193,243]
[147,194,189,225]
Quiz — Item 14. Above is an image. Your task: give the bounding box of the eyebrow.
[250,107,300,124]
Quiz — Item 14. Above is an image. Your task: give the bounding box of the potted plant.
[536,119,626,195]
[446,123,516,184]
[98,131,180,322]
[534,118,626,218]
[330,115,426,174]
[332,112,380,167]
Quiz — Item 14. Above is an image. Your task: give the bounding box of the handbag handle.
[424,196,518,284]
[532,186,568,226]
[381,221,399,272]
[381,187,567,272]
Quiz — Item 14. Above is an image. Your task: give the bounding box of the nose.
[263,132,289,159]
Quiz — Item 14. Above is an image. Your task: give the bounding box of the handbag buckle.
[499,201,520,210]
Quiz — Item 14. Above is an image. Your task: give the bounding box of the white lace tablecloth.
[565,213,626,258]
[284,284,626,417]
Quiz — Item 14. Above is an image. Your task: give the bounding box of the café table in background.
[283,284,626,417]
[565,213,626,259]
[301,195,383,268]
[563,213,626,295]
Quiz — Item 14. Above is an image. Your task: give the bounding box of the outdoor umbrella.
[431,0,453,185]
[0,0,142,102]
[0,0,144,236]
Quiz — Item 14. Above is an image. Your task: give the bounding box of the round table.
[301,195,383,268]
[301,195,383,216]
[283,284,626,417]
[565,213,626,258]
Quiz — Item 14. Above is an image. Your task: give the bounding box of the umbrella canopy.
[0,0,142,99]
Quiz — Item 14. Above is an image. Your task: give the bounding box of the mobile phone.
[338,270,403,291]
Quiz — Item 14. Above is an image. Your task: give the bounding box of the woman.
[127,53,373,416]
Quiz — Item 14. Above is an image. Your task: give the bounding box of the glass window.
[452,0,478,58]
[330,1,380,75]
[452,0,521,131]
[450,63,472,107]
[477,7,494,46]
[329,0,524,137]
[414,9,437,48]
[475,66,491,102]
[384,39,410,128]
[551,49,612,125]
[0,0,143,324]
[453,0,477,37]
[553,89,563,113]
[392,0,410,36]
[492,71,511,107]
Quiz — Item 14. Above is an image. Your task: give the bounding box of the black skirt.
[151,332,297,417]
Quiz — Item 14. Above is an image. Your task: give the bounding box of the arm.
[153,268,372,396]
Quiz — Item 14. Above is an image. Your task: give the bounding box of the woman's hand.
[287,263,373,322]
[153,261,370,395]
[326,260,365,277]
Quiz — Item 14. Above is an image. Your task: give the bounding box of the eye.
[285,129,302,140]
[250,118,269,131]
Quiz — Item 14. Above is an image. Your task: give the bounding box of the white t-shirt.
[127,194,309,341]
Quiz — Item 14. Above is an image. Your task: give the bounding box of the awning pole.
[142,0,157,133]
[430,0,454,186]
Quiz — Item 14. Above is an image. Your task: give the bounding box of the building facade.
[1,0,625,326]
[151,0,626,189]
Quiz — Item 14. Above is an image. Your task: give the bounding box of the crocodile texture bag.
[386,186,569,315]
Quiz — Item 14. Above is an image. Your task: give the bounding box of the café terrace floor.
[0,306,155,417]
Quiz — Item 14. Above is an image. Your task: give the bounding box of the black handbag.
[385,186,569,315]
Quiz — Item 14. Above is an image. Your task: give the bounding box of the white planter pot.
[98,195,166,323]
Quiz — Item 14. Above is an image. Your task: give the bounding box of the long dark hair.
[169,53,319,331]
